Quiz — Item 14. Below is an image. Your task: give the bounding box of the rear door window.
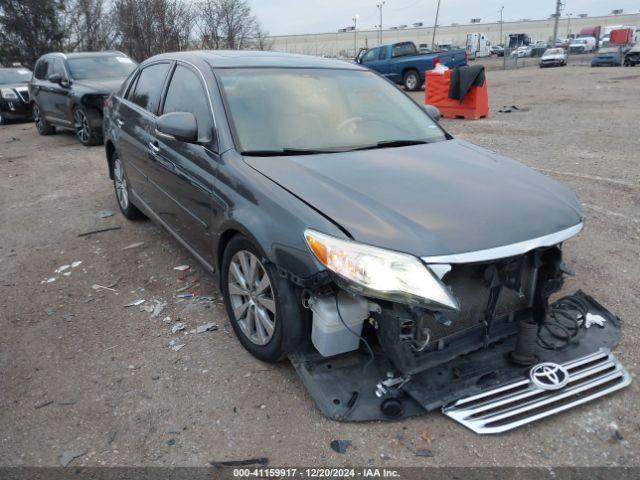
[161,65,213,142]
[128,63,170,114]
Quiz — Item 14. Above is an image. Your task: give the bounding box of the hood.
[1,82,28,90]
[72,78,125,93]
[244,139,583,257]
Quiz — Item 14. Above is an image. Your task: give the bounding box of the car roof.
[143,50,366,70]
[41,51,128,60]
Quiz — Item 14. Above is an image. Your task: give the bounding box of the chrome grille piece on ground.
[442,349,631,434]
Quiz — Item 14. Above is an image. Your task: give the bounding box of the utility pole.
[566,13,572,38]
[353,15,359,57]
[431,0,442,50]
[499,6,504,45]
[551,0,563,45]
[377,1,386,46]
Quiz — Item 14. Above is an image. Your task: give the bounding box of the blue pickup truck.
[356,41,467,91]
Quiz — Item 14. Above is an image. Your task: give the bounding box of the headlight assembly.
[304,229,459,310]
[1,88,18,100]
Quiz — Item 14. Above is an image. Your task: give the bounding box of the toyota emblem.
[529,362,569,390]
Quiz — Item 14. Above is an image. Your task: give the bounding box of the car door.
[116,62,172,207]
[148,63,218,265]
[42,57,73,126]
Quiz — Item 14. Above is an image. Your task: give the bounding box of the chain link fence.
[502,47,595,69]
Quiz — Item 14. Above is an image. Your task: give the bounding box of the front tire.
[113,153,142,220]
[0,110,7,125]
[33,103,55,135]
[73,106,102,146]
[403,70,421,91]
[221,235,304,362]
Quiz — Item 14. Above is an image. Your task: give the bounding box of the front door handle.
[149,141,160,154]
[115,118,124,128]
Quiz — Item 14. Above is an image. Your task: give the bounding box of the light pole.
[499,6,504,45]
[566,13,573,38]
[377,1,386,46]
[431,0,442,50]
[353,15,359,57]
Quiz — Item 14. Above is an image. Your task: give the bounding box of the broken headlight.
[304,229,458,310]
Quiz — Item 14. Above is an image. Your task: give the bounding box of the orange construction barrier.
[424,69,489,120]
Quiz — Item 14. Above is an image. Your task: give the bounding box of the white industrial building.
[268,13,640,57]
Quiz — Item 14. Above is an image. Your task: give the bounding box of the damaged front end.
[290,227,631,432]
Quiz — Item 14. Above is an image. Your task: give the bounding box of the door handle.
[115,118,124,127]
[149,141,160,154]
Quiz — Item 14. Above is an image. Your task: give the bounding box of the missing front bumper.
[289,291,631,430]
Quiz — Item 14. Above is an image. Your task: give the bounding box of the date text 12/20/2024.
[232,468,401,478]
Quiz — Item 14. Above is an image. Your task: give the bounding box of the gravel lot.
[1,63,639,468]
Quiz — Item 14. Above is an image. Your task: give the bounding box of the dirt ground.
[1,63,639,469]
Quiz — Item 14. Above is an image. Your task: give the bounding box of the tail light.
[433,57,440,67]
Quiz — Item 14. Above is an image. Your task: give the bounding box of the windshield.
[67,55,137,80]
[544,49,562,56]
[0,68,32,84]
[216,68,446,153]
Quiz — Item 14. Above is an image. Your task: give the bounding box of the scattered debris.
[498,105,520,113]
[420,430,432,444]
[609,422,624,442]
[77,226,121,237]
[59,451,86,467]
[122,242,145,250]
[330,439,352,454]
[140,305,155,313]
[161,316,172,324]
[62,314,74,322]
[54,265,70,274]
[92,284,117,292]
[71,261,82,268]
[34,400,54,409]
[96,210,114,218]
[177,293,194,299]
[415,449,434,458]
[170,343,185,352]
[41,277,56,284]
[151,375,160,381]
[176,281,198,293]
[166,439,176,446]
[107,431,117,445]
[196,322,218,334]
[171,322,186,333]
[57,400,77,406]
[396,432,433,458]
[174,265,190,271]
[209,458,269,467]
[46,308,56,317]
[151,301,167,318]
[124,299,145,307]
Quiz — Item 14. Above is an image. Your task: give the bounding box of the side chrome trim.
[421,222,583,264]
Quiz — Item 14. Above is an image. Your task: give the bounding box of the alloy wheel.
[227,250,276,346]
[33,105,43,132]
[113,157,129,209]
[74,108,90,144]
[406,74,418,90]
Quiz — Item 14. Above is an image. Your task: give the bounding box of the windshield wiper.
[352,139,429,151]
[241,147,340,156]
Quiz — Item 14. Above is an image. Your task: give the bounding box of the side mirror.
[48,73,62,84]
[424,104,441,122]
[156,112,198,143]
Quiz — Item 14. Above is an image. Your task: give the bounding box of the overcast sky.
[248,0,639,36]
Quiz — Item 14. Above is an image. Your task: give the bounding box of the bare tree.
[111,0,195,61]
[64,0,117,51]
[198,0,272,51]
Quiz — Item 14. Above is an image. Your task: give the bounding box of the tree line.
[0,0,272,67]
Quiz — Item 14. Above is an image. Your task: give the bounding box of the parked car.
[490,44,504,56]
[569,37,596,53]
[357,41,467,90]
[510,45,532,58]
[103,51,630,429]
[591,47,623,67]
[29,51,137,146]
[624,45,640,66]
[539,48,567,67]
[0,67,32,125]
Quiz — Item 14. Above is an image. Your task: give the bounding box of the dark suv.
[0,67,33,125]
[29,51,136,145]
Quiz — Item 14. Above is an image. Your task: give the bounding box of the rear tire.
[221,235,305,362]
[403,70,421,91]
[33,103,55,135]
